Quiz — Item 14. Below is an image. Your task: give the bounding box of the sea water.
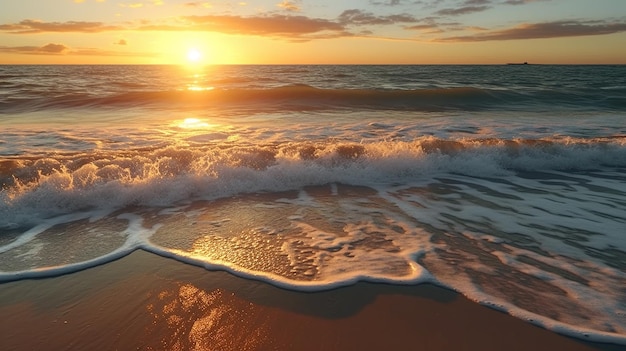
[1,64,625,344]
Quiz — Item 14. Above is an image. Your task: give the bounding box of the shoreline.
[0,250,622,351]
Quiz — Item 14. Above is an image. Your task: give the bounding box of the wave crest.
[0,85,535,113]
[2,136,625,228]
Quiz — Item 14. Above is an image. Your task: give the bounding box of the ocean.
[1,64,625,345]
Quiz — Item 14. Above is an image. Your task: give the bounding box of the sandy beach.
[0,250,620,351]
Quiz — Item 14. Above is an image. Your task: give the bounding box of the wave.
[2,136,625,228]
[2,84,623,114]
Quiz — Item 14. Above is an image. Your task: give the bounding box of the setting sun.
[187,49,202,63]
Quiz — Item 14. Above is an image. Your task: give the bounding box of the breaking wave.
[2,136,625,228]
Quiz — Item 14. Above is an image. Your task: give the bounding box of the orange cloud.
[0,43,156,57]
[183,2,211,8]
[0,15,346,40]
[0,43,69,54]
[136,14,349,40]
[0,19,121,34]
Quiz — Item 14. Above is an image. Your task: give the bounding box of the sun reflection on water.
[186,85,215,92]
[177,118,213,129]
[185,72,215,92]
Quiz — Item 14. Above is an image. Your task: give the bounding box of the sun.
[187,48,202,63]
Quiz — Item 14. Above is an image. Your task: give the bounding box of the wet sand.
[0,250,621,351]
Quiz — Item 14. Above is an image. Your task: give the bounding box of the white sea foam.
[1,165,625,342]
[2,133,625,228]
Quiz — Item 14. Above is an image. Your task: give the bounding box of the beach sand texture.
[0,250,620,351]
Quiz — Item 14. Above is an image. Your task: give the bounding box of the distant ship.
[506,62,529,65]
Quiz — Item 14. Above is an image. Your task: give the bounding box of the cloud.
[338,9,419,26]
[404,23,446,34]
[0,43,157,57]
[39,43,69,53]
[0,15,348,40]
[405,23,439,30]
[183,1,211,7]
[418,0,446,9]
[503,0,549,5]
[6,2,613,45]
[0,19,120,34]
[69,47,155,56]
[435,6,490,16]
[437,20,626,41]
[463,0,491,5]
[149,14,349,40]
[0,43,69,55]
[277,1,301,12]
[370,0,404,5]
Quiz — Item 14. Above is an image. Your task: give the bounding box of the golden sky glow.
[1,0,625,64]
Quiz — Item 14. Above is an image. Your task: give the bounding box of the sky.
[0,0,625,64]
